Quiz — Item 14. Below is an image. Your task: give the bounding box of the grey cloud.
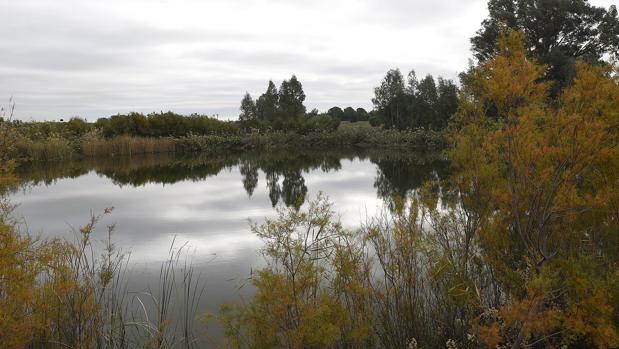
[357,0,484,28]
[196,48,311,68]
[0,0,490,120]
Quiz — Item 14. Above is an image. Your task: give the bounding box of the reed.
[13,126,446,162]
[82,136,177,157]
[0,205,206,348]
[15,135,75,162]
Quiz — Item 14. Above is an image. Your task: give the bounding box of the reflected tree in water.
[239,160,259,197]
[372,155,449,211]
[266,172,281,207]
[12,149,447,211]
[263,170,307,209]
[281,170,307,209]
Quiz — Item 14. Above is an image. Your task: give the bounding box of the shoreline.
[14,127,447,162]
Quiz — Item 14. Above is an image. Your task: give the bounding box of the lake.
[7,148,448,343]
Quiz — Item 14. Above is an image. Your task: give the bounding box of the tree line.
[94,112,239,138]
[371,71,459,130]
[239,72,459,132]
[326,106,370,123]
[239,75,341,133]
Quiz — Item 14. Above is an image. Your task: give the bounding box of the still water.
[8,148,447,341]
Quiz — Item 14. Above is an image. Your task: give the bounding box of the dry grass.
[15,135,74,162]
[82,136,176,157]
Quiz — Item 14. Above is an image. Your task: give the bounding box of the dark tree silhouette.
[471,0,619,90]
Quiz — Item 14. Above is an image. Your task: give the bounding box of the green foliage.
[256,80,279,122]
[66,117,90,136]
[372,69,408,129]
[471,0,619,91]
[96,112,239,138]
[355,108,369,121]
[278,75,306,119]
[294,114,340,135]
[372,69,459,130]
[240,76,349,134]
[239,92,257,122]
[327,106,344,120]
[368,114,381,127]
[326,106,369,122]
[249,76,307,127]
[0,103,17,187]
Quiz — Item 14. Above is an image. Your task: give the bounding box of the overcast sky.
[1,0,615,121]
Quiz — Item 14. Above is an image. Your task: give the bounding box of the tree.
[373,69,458,130]
[256,81,279,122]
[239,92,257,122]
[127,112,149,136]
[355,108,369,121]
[453,31,619,348]
[372,69,407,129]
[327,106,344,120]
[415,75,439,128]
[471,0,619,90]
[435,78,459,129]
[343,107,356,122]
[368,114,381,127]
[278,75,306,120]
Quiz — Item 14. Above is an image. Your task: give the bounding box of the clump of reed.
[126,241,206,348]
[14,134,75,162]
[173,132,269,152]
[0,204,206,348]
[12,123,446,162]
[82,135,176,157]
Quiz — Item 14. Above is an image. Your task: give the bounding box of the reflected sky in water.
[7,149,447,341]
[12,158,387,261]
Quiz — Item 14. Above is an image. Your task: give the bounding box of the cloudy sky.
[1,0,615,121]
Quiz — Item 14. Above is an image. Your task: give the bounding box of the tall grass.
[125,241,205,348]
[12,125,446,161]
[82,136,176,157]
[15,135,74,162]
[0,202,206,348]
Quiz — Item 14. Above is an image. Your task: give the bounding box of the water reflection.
[13,149,448,211]
[373,153,450,211]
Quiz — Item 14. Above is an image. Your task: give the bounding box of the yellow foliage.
[218,196,374,348]
[455,30,619,348]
